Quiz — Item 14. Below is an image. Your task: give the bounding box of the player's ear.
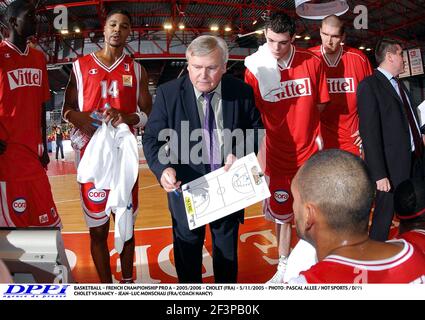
[304,202,317,231]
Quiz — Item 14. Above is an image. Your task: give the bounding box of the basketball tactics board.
[182,153,270,230]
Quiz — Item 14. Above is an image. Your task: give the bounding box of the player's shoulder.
[28,46,47,61]
[0,40,7,51]
[75,53,95,65]
[307,45,322,57]
[343,46,370,63]
[296,47,322,62]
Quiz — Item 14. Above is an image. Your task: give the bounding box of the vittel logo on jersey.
[88,188,107,203]
[7,68,42,90]
[12,198,27,213]
[327,78,355,93]
[276,78,311,100]
[274,190,289,204]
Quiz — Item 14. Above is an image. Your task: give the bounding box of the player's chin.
[109,40,124,48]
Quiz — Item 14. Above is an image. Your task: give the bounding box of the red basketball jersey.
[297,240,425,283]
[73,53,141,114]
[309,45,373,155]
[245,46,330,176]
[0,40,50,181]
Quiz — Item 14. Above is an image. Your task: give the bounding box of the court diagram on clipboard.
[183,153,271,230]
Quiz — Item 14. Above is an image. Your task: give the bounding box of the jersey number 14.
[100,80,119,98]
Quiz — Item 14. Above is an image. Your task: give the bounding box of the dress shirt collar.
[194,82,222,101]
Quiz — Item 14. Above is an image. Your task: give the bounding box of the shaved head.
[294,150,374,234]
[321,14,345,35]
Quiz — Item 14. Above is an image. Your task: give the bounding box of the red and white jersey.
[245,46,330,176]
[309,45,373,155]
[73,52,141,115]
[397,229,425,256]
[295,240,425,283]
[0,40,50,181]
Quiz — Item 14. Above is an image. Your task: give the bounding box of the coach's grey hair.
[186,35,229,64]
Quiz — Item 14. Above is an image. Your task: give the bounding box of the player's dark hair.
[296,150,374,234]
[264,12,296,37]
[6,0,34,22]
[106,9,132,24]
[375,38,402,65]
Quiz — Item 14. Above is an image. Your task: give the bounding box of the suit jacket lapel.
[375,70,403,105]
[181,76,202,130]
[221,77,234,132]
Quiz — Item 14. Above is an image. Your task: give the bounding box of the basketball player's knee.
[89,225,109,242]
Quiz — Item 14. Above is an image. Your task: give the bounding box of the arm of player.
[39,103,50,169]
[0,140,6,155]
[62,72,100,136]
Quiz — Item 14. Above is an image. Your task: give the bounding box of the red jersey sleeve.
[244,68,264,112]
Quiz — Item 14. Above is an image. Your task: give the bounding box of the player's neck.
[97,45,124,66]
[323,46,341,64]
[318,233,370,260]
[6,33,28,53]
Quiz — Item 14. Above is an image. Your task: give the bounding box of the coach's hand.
[0,140,6,155]
[160,167,182,193]
[68,110,101,136]
[376,178,391,192]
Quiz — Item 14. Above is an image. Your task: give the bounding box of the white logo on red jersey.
[89,68,98,75]
[12,198,27,213]
[274,190,289,203]
[124,63,130,71]
[87,188,107,203]
[276,78,311,100]
[327,78,355,94]
[4,53,11,58]
[7,68,42,90]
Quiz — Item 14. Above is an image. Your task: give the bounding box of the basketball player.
[309,15,373,155]
[0,0,61,228]
[62,9,152,283]
[244,12,329,283]
[290,150,425,283]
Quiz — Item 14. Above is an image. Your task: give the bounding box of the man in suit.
[357,38,425,241]
[143,35,263,283]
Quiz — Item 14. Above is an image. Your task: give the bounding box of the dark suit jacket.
[357,70,421,187]
[143,74,263,212]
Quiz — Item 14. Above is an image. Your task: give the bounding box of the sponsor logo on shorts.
[274,190,289,204]
[87,188,107,203]
[12,198,27,214]
[39,214,49,224]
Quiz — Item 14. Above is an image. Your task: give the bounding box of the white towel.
[77,122,139,254]
[284,239,318,282]
[244,43,282,102]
